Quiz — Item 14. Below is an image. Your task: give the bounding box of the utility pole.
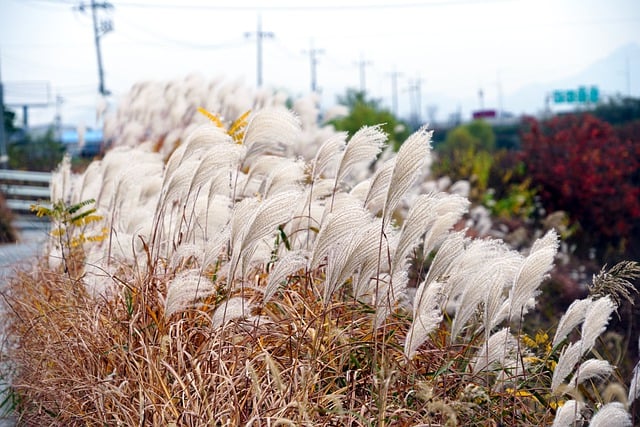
[407,77,423,126]
[245,14,274,87]
[355,54,372,94]
[76,1,113,96]
[303,40,324,93]
[387,68,403,116]
[0,53,7,168]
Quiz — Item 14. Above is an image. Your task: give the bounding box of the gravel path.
[0,219,50,426]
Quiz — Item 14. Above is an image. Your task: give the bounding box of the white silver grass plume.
[169,243,205,270]
[391,193,439,275]
[552,400,584,427]
[211,297,253,329]
[334,125,387,189]
[483,248,523,334]
[375,269,409,328]
[422,230,468,288]
[263,158,306,198]
[161,158,200,206]
[165,270,215,317]
[310,201,370,270]
[189,143,245,196]
[242,108,301,167]
[552,341,584,392]
[264,250,309,302]
[566,358,614,390]
[363,157,396,215]
[311,132,347,179]
[164,125,232,181]
[229,190,302,279]
[588,402,632,427]
[50,153,73,203]
[451,240,520,338]
[471,327,517,373]
[381,126,432,225]
[508,229,558,322]
[324,219,380,302]
[422,194,470,256]
[405,281,445,358]
[552,297,593,347]
[351,223,393,300]
[629,355,640,404]
[581,296,615,352]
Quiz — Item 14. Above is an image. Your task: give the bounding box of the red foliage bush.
[521,114,640,255]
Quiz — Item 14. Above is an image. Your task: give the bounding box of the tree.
[329,89,411,150]
[521,114,640,260]
[433,120,497,195]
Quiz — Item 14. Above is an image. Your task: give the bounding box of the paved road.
[0,218,49,426]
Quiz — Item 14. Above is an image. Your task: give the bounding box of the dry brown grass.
[0,245,563,426]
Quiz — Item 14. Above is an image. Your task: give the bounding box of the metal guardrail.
[0,169,51,213]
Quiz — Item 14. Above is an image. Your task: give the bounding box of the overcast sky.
[1,0,639,128]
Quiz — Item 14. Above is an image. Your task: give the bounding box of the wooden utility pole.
[245,15,274,87]
[303,40,324,93]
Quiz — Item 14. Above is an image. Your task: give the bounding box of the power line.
[112,0,518,11]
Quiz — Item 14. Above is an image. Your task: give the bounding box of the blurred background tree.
[329,89,411,150]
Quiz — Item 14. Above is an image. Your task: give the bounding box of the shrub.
[521,114,640,259]
[0,192,16,243]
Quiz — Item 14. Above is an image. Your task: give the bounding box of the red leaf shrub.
[521,114,640,255]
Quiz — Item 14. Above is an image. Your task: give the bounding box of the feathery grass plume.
[588,402,632,427]
[242,108,301,168]
[381,126,432,225]
[211,297,253,329]
[262,158,306,198]
[552,341,585,392]
[421,230,468,288]
[49,153,73,203]
[363,157,396,215]
[566,358,614,390]
[164,124,232,181]
[229,190,302,280]
[552,400,584,427]
[552,297,593,348]
[450,243,518,340]
[324,219,381,302]
[391,193,438,273]
[202,226,230,269]
[508,229,558,322]
[310,132,348,179]
[629,350,640,404]
[470,327,517,373]
[188,143,245,195]
[333,125,387,192]
[165,270,215,317]
[352,226,394,300]
[588,260,640,308]
[581,295,615,353]
[422,194,470,256]
[439,239,499,320]
[482,248,522,334]
[310,201,370,270]
[169,243,205,270]
[264,249,309,302]
[161,157,200,206]
[405,281,445,358]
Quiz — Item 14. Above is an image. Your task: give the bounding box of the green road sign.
[552,86,599,104]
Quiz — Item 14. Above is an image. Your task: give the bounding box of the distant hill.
[504,42,640,117]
